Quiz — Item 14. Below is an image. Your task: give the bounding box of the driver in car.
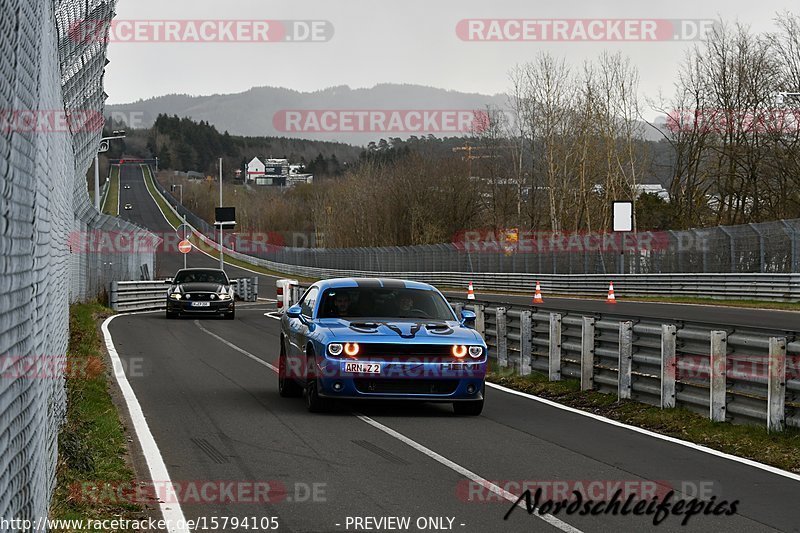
[396,293,415,315]
[332,292,352,317]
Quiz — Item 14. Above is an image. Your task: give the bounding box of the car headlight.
[344,343,360,356]
[169,293,182,300]
[452,345,468,359]
[218,293,232,300]
[328,343,343,356]
[468,346,484,359]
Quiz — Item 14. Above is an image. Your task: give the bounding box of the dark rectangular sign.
[215,207,236,226]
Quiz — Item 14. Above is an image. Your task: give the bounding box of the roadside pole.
[183,214,187,270]
[219,158,224,271]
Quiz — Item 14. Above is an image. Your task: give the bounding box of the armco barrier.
[449,298,800,431]
[110,278,258,312]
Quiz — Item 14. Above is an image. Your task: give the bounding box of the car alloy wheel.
[305,353,331,412]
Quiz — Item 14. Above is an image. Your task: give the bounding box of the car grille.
[346,343,474,363]
[185,292,215,301]
[353,378,459,395]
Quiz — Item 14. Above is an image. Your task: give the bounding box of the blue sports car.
[279,278,487,415]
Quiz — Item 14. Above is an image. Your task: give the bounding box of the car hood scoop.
[343,320,453,339]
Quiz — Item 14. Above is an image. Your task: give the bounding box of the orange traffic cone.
[533,281,544,304]
[606,282,617,304]
[467,282,475,300]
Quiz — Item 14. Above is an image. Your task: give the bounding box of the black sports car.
[165,268,235,319]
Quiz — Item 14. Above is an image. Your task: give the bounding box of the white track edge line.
[486,382,800,483]
[101,316,189,532]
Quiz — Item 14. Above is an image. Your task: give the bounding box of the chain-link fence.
[153,176,800,275]
[0,0,156,526]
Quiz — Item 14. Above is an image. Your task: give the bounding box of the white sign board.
[613,201,633,232]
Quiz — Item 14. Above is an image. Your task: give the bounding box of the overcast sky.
[106,0,798,117]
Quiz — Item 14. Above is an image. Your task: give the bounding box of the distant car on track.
[123,184,131,189]
[124,203,132,210]
[165,268,235,319]
[279,278,487,415]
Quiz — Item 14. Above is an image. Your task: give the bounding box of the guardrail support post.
[618,321,633,400]
[767,337,787,432]
[452,302,464,317]
[496,307,508,368]
[110,281,119,311]
[581,317,596,391]
[661,325,677,409]
[475,304,485,338]
[520,310,532,376]
[709,331,727,422]
[548,313,562,381]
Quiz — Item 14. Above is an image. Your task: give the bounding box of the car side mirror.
[460,309,477,328]
[286,304,302,318]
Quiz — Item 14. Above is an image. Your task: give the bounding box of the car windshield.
[317,287,455,320]
[173,270,228,285]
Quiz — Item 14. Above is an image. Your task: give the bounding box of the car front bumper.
[314,358,487,401]
[166,299,234,314]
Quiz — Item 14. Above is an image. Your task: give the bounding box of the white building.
[246,157,266,181]
[245,157,312,187]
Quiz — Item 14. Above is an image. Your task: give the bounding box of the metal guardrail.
[447,298,799,431]
[110,278,259,312]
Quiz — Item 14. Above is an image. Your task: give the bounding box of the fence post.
[475,304,485,338]
[496,307,508,368]
[519,310,532,376]
[548,313,562,381]
[452,302,464,317]
[661,325,677,409]
[581,316,596,391]
[618,321,633,400]
[709,331,727,422]
[767,337,787,432]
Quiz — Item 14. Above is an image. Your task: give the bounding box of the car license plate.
[191,301,211,307]
[344,362,380,374]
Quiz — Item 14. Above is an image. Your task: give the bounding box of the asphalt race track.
[108,165,799,532]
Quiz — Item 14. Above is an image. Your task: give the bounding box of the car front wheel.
[278,341,302,398]
[305,352,332,413]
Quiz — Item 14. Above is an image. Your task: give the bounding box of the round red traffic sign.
[178,240,192,254]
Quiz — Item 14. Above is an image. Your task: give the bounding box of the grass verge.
[101,166,120,216]
[489,367,800,474]
[50,304,146,527]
